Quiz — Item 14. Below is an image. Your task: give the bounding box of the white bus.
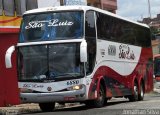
[5,6,153,112]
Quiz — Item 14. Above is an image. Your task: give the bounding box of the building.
[141,14,160,32]
[152,39,160,55]
[146,14,160,55]
[140,14,160,55]
[86,0,117,13]
[61,0,117,13]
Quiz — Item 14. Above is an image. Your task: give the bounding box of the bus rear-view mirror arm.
[5,46,15,68]
[80,40,87,62]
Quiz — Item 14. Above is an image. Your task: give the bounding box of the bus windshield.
[19,11,84,42]
[18,43,84,82]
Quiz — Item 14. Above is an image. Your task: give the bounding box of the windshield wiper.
[53,73,81,80]
[55,73,80,78]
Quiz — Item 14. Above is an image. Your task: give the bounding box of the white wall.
[37,0,60,8]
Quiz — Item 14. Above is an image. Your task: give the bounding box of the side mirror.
[80,40,87,62]
[5,46,15,68]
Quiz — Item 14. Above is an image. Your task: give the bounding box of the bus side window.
[26,0,38,11]
[0,0,2,15]
[3,0,15,16]
[96,12,113,41]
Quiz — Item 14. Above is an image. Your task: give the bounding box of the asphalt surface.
[22,93,160,115]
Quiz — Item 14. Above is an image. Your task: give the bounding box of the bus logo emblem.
[47,87,52,91]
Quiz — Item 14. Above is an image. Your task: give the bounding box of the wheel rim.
[98,86,105,105]
[140,85,144,97]
[99,89,103,101]
[134,84,138,97]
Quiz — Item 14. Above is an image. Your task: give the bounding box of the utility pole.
[148,0,151,18]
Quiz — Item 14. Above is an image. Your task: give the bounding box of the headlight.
[67,85,84,91]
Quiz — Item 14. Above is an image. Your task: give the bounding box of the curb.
[0,104,40,115]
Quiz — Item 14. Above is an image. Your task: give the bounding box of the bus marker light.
[64,97,76,101]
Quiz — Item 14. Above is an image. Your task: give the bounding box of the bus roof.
[24,5,149,28]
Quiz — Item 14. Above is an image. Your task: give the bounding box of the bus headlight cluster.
[67,85,84,91]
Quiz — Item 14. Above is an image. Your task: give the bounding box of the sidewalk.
[0,103,40,115]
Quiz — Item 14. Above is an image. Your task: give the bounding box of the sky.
[117,0,160,21]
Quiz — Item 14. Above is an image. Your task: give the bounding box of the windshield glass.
[154,58,160,76]
[19,11,84,42]
[18,43,84,81]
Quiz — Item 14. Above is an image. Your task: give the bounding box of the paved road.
[23,93,160,115]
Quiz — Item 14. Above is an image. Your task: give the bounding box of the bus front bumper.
[20,87,86,103]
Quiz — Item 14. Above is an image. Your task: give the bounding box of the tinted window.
[19,11,84,42]
[18,43,84,81]
[135,26,151,47]
[96,12,112,40]
[4,0,15,16]
[85,11,96,74]
[85,11,96,38]
[96,12,151,47]
[119,22,136,45]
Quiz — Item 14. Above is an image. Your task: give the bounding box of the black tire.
[138,82,144,101]
[129,81,138,102]
[84,100,94,108]
[92,84,105,108]
[39,102,55,112]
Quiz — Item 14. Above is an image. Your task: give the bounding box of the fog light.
[73,85,81,90]
[67,85,83,91]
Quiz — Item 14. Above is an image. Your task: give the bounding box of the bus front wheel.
[93,84,105,108]
[39,102,55,112]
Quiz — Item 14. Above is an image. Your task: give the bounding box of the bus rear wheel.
[39,102,55,112]
[138,82,144,101]
[129,81,138,102]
